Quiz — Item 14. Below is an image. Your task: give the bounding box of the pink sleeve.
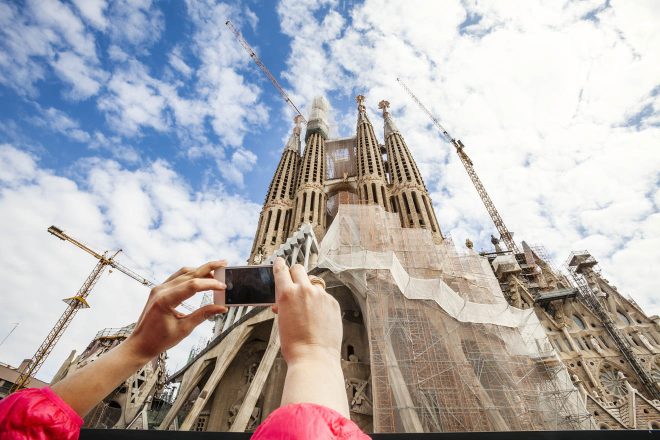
[251,403,370,439]
[0,387,83,440]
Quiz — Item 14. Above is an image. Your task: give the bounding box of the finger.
[273,257,293,291]
[183,304,228,329]
[164,267,195,283]
[192,260,227,279]
[271,304,279,314]
[273,257,294,305]
[165,260,227,289]
[165,278,226,307]
[290,264,311,287]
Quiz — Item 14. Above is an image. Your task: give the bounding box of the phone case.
[213,265,275,307]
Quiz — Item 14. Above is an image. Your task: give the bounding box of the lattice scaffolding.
[317,204,595,432]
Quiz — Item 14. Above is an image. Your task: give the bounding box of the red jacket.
[0,387,369,439]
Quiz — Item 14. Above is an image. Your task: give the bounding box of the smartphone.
[214,264,275,306]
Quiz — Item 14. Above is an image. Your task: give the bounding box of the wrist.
[118,337,157,368]
[285,346,341,369]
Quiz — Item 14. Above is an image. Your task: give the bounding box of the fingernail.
[217,282,226,289]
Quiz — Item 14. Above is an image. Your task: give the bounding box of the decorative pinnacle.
[356,94,366,112]
[378,100,390,116]
[293,114,303,135]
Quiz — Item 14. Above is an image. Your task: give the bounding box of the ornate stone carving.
[345,377,372,415]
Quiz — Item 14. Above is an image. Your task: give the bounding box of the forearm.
[281,355,350,418]
[51,339,151,417]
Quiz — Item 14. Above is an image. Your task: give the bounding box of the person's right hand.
[272,257,342,366]
[123,260,229,364]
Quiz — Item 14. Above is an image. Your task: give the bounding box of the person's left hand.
[123,260,229,363]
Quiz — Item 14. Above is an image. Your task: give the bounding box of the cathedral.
[69,94,660,432]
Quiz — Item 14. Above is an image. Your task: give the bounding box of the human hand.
[123,261,229,364]
[272,257,342,366]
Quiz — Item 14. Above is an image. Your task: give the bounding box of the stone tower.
[249,116,303,264]
[355,95,389,210]
[292,97,328,240]
[379,100,442,242]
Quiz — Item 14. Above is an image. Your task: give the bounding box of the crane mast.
[10,226,193,392]
[225,20,306,124]
[397,78,520,254]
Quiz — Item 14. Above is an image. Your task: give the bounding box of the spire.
[354,95,390,211]
[378,100,399,137]
[305,96,330,141]
[284,114,303,153]
[292,97,328,239]
[249,116,302,264]
[356,94,369,124]
[491,235,503,253]
[382,98,442,240]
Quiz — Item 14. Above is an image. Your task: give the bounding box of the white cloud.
[98,61,170,135]
[0,144,38,184]
[94,2,269,185]
[30,0,97,59]
[218,148,258,187]
[106,0,164,48]
[27,106,140,163]
[0,0,103,99]
[168,47,193,78]
[278,0,660,314]
[0,145,260,381]
[51,51,107,99]
[244,6,258,32]
[71,0,108,30]
[185,0,268,146]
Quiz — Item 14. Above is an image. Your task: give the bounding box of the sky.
[0,0,659,383]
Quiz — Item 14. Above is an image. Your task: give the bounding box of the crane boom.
[397,78,520,254]
[10,226,196,392]
[225,20,306,124]
[10,258,108,392]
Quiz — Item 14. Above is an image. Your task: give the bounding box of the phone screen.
[220,265,275,305]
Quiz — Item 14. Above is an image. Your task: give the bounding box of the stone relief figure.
[507,280,523,309]
[227,404,241,427]
[245,362,258,384]
[552,304,566,327]
[247,407,261,430]
[585,271,605,297]
[638,333,656,352]
[590,336,606,355]
[345,378,372,415]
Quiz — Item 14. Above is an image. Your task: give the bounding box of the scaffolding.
[326,137,358,180]
[565,251,660,400]
[317,204,594,432]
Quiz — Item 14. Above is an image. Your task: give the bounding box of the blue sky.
[0,0,298,201]
[1,0,659,381]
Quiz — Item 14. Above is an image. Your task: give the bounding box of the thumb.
[184,304,228,329]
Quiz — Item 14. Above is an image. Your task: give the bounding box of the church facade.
[155,95,660,432]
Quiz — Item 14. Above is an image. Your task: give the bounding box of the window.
[195,414,209,431]
[617,310,631,325]
[572,315,587,330]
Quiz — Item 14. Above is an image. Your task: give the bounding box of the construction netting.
[317,204,594,432]
[326,137,357,180]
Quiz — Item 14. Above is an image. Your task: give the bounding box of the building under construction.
[118,95,659,432]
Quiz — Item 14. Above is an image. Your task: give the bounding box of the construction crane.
[225,20,306,124]
[397,78,520,254]
[10,226,195,392]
